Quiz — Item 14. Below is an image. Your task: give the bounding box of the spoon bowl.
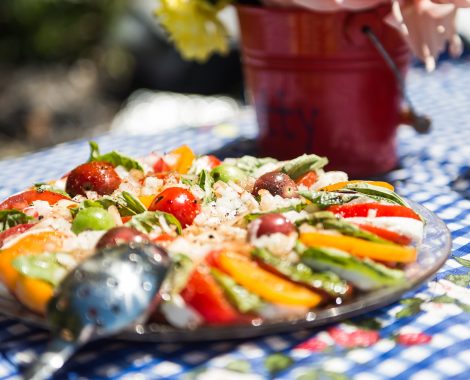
[23,242,170,380]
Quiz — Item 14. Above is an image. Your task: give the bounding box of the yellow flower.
[155,0,230,62]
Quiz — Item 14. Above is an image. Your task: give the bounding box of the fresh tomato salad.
[0,143,423,327]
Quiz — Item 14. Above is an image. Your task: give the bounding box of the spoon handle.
[22,338,77,380]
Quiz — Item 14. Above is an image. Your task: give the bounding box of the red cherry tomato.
[153,158,171,173]
[205,155,222,169]
[328,203,421,220]
[181,267,240,324]
[357,224,412,245]
[0,190,69,211]
[296,171,318,187]
[65,161,121,197]
[0,223,35,247]
[148,187,200,227]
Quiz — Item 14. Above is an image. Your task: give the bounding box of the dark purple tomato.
[96,226,149,249]
[249,213,296,238]
[252,172,298,198]
[65,161,121,197]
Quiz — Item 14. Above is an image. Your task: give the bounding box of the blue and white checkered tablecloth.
[1,58,470,380]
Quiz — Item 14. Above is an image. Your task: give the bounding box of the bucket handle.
[363,26,431,134]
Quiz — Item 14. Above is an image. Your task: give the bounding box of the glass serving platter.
[0,201,451,342]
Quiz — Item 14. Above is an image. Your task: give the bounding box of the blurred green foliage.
[0,0,126,63]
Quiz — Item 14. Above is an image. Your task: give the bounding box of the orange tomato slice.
[14,275,54,315]
[320,181,394,192]
[300,232,416,263]
[217,252,322,308]
[0,230,65,291]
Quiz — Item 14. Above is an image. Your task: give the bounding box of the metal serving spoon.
[23,242,170,380]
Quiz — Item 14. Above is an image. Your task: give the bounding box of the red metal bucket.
[237,5,410,177]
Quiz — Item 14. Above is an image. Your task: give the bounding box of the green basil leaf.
[88,141,101,161]
[343,183,409,207]
[181,177,195,186]
[299,190,359,208]
[120,191,146,214]
[77,191,146,217]
[0,210,33,232]
[126,211,182,235]
[198,169,215,204]
[33,183,70,198]
[12,252,72,287]
[281,154,328,180]
[88,141,144,172]
[245,204,306,222]
[231,155,277,175]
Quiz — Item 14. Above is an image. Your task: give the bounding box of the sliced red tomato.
[357,224,412,245]
[0,223,35,248]
[205,250,224,269]
[149,187,200,227]
[153,158,171,173]
[152,233,175,243]
[205,155,222,169]
[0,190,69,211]
[180,267,240,324]
[296,171,318,187]
[328,203,420,220]
[121,216,132,224]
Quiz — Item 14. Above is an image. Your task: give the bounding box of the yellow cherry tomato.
[138,195,155,209]
[168,145,196,174]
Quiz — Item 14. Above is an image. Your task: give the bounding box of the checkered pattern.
[1,58,470,380]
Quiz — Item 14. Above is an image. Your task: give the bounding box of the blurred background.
[0,0,469,159]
